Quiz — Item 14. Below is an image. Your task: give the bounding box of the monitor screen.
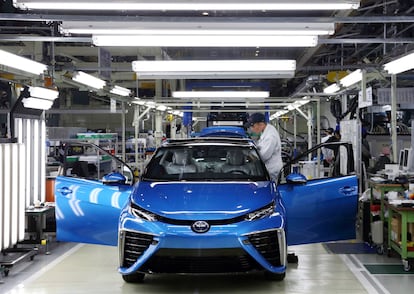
[399,149,405,169]
[403,149,409,167]
[403,148,412,171]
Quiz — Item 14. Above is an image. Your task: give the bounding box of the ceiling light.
[0,49,47,75]
[323,69,363,93]
[93,35,318,47]
[172,91,269,99]
[22,97,54,110]
[383,52,414,74]
[323,83,341,94]
[156,104,168,111]
[72,71,106,90]
[61,21,335,36]
[339,69,362,87]
[29,86,59,100]
[285,99,310,110]
[270,110,289,120]
[14,0,360,11]
[110,85,131,97]
[132,59,296,79]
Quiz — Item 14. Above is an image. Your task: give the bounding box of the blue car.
[55,137,358,283]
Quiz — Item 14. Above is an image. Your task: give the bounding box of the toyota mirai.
[54,135,358,283]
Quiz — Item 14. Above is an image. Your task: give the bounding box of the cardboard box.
[391,215,402,243]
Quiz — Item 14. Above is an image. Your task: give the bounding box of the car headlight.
[245,202,275,221]
[129,202,158,222]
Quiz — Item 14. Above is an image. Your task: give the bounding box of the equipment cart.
[386,203,414,271]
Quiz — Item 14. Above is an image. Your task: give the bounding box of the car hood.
[131,181,275,220]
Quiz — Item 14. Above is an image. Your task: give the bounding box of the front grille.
[121,231,153,268]
[140,248,263,274]
[247,230,281,266]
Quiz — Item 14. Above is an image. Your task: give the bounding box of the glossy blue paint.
[285,173,307,184]
[131,181,275,219]
[119,199,286,275]
[55,176,132,246]
[198,126,247,138]
[278,175,358,246]
[102,172,127,185]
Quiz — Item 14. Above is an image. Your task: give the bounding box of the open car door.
[278,142,358,246]
[54,142,135,246]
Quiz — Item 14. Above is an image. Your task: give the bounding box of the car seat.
[222,150,250,175]
[165,150,197,174]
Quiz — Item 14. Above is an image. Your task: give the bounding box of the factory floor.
[2,240,413,294]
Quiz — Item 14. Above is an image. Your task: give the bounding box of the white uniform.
[256,123,283,180]
[321,134,334,161]
[146,134,155,148]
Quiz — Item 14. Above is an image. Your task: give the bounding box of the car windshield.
[142,144,268,181]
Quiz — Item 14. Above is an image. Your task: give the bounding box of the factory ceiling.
[0,0,414,111]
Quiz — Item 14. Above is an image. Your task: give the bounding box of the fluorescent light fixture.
[14,0,360,11]
[133,98,146,106]
[172,110,183,117]
[156,104,168,111]
[323,69,362,93]
[110,85,131,97]
[29,86,59,100]
[70,28,333,36]
[145,101,156,108]
[22,97,54,110]
[0,49,47,75]
[72,71,106,90]
[323,83,340,94]
[270,110,289,120]
[132,59,296,79]
[61,21,335,36]
[339,69,362,87]
[285,99,310,110]
[93,35,317,47]
[383,52,414,74]
[172,91,269,99]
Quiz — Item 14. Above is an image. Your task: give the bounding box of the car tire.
[122,272,145,283]
[264,271,286,281]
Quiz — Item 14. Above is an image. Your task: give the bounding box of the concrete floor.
[1,241,413,294]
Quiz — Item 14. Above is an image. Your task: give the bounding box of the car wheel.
[122,272,145,283]
[264,271,286,281]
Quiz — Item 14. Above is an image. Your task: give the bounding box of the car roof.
[162,137,255,148]
[198,126,247,138]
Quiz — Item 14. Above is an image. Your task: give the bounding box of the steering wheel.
[228,169,249,175]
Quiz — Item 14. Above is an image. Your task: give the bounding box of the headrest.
[227,151,245,166]
[173,150,191,165]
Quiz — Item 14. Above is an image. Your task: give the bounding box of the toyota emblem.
[191,220,210,233]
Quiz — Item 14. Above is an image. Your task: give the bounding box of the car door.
[278,142,359,246]
[54,142,135,246]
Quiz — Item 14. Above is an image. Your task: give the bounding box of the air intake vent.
[140,248,263,273]
[248,230,281,266]
[121,231,153,268]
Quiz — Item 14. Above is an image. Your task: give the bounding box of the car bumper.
[118,213,286,276]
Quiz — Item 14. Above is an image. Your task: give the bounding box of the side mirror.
[102,172,127,185]
[286,173,307,185]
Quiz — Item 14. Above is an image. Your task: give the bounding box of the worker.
[325,130,342,176]
[248,112,283,180]
[146,130,156,149]
[321,127,334,166]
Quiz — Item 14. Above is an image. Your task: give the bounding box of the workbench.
[369,179,413,271]
[386,203,414,271]
[369,180,407,222]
